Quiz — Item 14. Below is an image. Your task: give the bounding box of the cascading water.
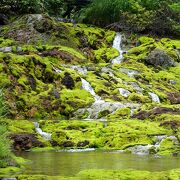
[148,92,160,103]
[127,135,178,155]
[77,78,140,119]
[81,78,101,101]
[112,33,124,64]
[34,122,52,140]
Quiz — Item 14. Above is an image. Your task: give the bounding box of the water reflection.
[17,151,180,176]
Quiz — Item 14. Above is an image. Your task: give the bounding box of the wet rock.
[169,80,177,85]
[77,140,90,147]
[10,133,44,151]
[0,47,12,52]
[118,88,131,97]
[120,68,139,77]
[160,121,180,130]
[62,141,75,147]
[41,49,73,62]
[61,72,75,89]
[168,93,180,104]
[132,107,180,120]
[145,48,176,68]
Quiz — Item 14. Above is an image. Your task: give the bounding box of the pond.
[16,150,180,176]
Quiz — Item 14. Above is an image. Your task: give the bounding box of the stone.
[61,72,75,89]
[77,140,90,147]
[10,133,44,151]
[145,48,176,68]
[0,47,12,52]
[118,88,131,97]
[168,93,180,104]
[132,107,180,120]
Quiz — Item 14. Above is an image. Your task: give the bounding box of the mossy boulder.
[145,48,176,68]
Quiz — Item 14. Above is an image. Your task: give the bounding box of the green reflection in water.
[17,151,180,176]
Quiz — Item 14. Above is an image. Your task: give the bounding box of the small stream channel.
[16,151,180,176]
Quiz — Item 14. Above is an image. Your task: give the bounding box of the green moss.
[94,47,119,63]
[8,120,34,133]
[37,120,173,150]
[138,36,155,44]
[105,31,116,44]
[17,175,78,180]
[0,166,21,177]
[77,169,180,180]
[0,38,14,48]
[128,93,150,103]
[157,138,179,156]
[60,89,94,114]
[107,108,131,120]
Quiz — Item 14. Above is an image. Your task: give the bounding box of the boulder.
[168,93,180,104]
[10,133,44,151]
[145,48,176,68]
[132,107,180,120]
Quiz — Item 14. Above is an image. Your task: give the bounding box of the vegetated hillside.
[0,13,179,177]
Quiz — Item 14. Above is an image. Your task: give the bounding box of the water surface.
[17,151,180,176]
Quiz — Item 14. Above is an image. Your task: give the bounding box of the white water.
[118,88,131,97]
[34,122,52,141]
[112,33,124,64]
[127,135,178,155]
[78,78,141,119]
[148,92,160,103]
[81,78,101,101]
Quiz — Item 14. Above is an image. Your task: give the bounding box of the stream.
[16,151,180,176]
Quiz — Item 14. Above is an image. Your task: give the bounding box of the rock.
[61,72,75,89]
[10,133,44,151]
[0,46,12,52]
[160,121,180,130]
[0,13,8,25]
[77,140,90,147]
[1,178,17,180]
[120,68,139,77]
[148,92,160,103]
[42,49,73,62]
[145,48,176,68]
[62,141,75,147]
[169,80,177,85]
[132,107,180,120]
[118,88,131,97]
[168,93,180,104]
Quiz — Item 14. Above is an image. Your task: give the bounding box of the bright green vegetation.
[0,125,12,168]
[81,0,180,36]
[0,10,179,178]
[13,168,180,180]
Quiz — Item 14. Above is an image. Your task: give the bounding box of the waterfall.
[112,33,124,64]
[34,122,52,140]
[78,78,140,119]
[81,78,101,101]
[148,92,160,103]
[127,135,178,155]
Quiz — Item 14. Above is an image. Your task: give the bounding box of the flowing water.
[34,122,52,141]
[16,151,180,176]
[112,33,124,64]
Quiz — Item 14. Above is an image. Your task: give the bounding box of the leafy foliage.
[0,89,8,118]
[0,124,12,168]
[80,0,180,36]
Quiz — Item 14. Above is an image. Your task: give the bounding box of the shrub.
[80,0,179,36]
[0,89,8,118]
[0,125,12,168]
